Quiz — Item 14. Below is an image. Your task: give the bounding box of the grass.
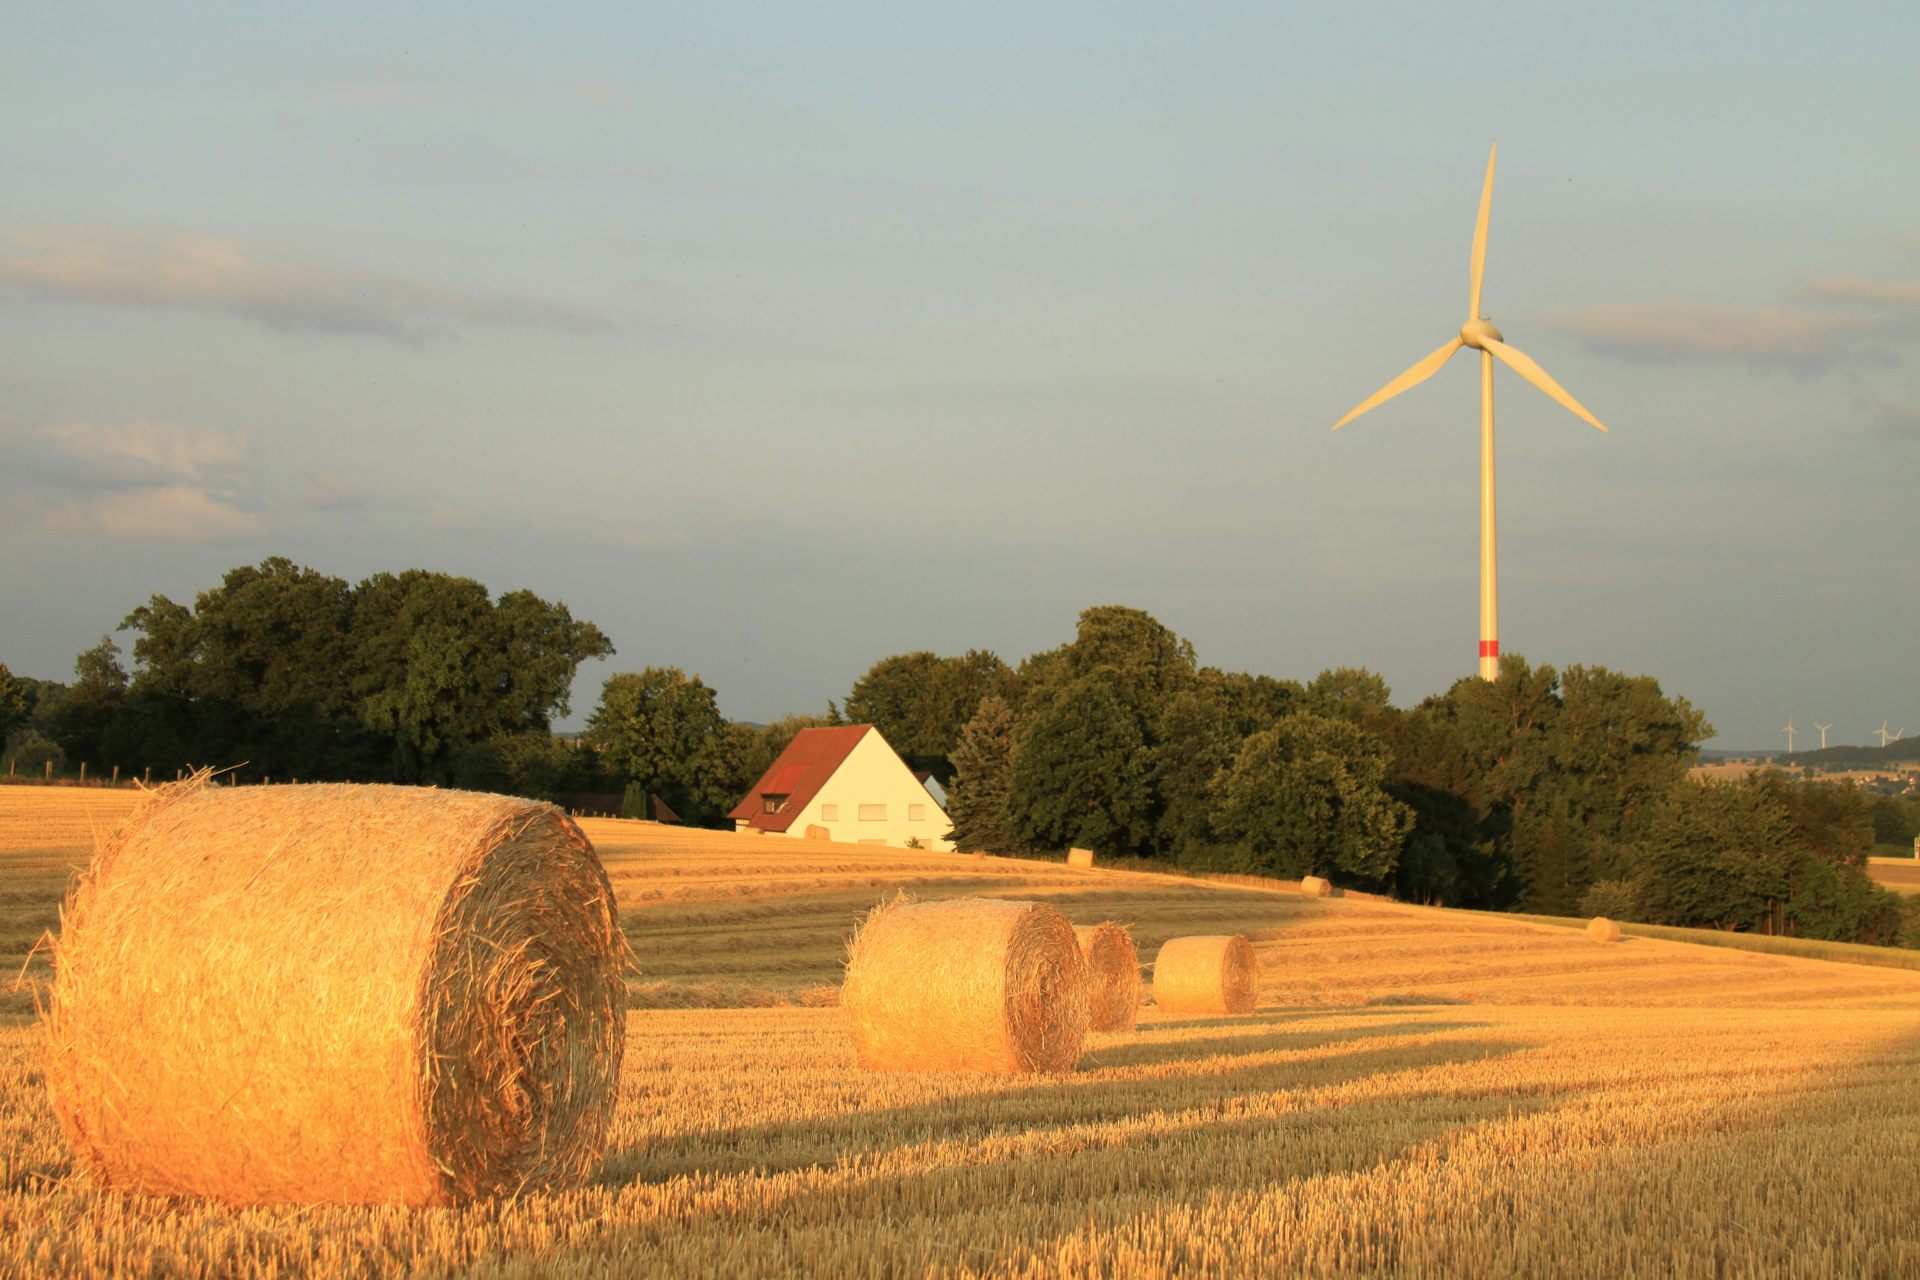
[5,786,1920,1276]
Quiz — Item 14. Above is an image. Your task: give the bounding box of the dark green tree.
[1006,672,1155,856]
[1209,710,1413,882]
[49,637,131,771]
[843,649,1010,781]
[585,667,731,824]
[1153,669,1306,865]
[0,664,27,744]
[1628,781,1795,932]
[945,694,1018,854]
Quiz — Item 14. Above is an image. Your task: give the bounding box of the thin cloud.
[11,421,263,542]
[299,470,366,512]
[1801,275,1920,308]
[1540,302,1868,366]
[41,485,264,542]
[0,226,611,343]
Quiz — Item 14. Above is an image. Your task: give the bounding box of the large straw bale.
[1067,847,1095,869]
[44,779,627,1206]
[1073,922,1141,1032]
[1153,934,1259,1016]
[1300,875,1332,897]
[1588,916,1623,943]
[842,896,1089,1073]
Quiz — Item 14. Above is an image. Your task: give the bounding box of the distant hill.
[1762,740,1920,770]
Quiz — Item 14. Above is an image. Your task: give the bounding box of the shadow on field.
[1085,1008,1490,1070]
[604,1012,1522,1186]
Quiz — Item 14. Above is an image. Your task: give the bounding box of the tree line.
[6,562,1916,946]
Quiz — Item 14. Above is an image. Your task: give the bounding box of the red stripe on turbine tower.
[1479,641,1499,658]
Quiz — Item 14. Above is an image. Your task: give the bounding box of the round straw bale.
[1300,875,1332,897]
[1153,934,1259,1016]
[1067,846,1095,870]
[44,779,627,1206]
[1587,916,1622,943]
[1073,922,1141,1032]
[842,897,1089,1073]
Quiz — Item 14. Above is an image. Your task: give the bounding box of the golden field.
[4,784,1920,1277]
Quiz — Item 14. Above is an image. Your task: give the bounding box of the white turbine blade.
[1332,338,1464,430]
[1468,143,1496,321]
[1483,338,1609,432]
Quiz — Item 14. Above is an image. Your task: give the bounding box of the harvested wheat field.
[6,784,1920,1276]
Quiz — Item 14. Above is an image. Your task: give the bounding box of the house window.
[859,804,886,822]
[763,794,788,814]
[908,804,925,822]
[820,804,839,822]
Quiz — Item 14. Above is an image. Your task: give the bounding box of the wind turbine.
[1876,721,1896,748]
[1781,719,1796,755]
[1334,143,1608,681]
[1814,722,1833,750]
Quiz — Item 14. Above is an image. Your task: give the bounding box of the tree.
[843,649,1010,781]
[351,570,612,779]
[1152,669,1306,864]
[1869,795,1920,849]
[0,664,26,744]
[49,637,131,771]
[1006,672,1155,856]
[585,668,730,824]
[111,559,612,782]
[1405,655,1711,914]
[1209,710,1413,882]
[945,694,1018,854]
[1628,782,1796,932]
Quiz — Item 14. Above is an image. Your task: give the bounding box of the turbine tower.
[1781,719,1796,755]
[1334,143,1609,681]
[1814,722,1833,750]
[1876,721,1895,748]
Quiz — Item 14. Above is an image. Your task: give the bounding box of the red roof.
[728,724,874,832]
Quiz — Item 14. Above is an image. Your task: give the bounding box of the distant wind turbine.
[1333,143,1609,681]
[1781,719,1797,754]
[1814,723,1833,750]
[1875,721,1896,748]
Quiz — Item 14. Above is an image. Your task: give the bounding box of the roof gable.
[727,724,873,831]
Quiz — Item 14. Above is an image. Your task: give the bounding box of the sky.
[2,2,1915,750]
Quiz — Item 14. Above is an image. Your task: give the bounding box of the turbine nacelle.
[1460,316,1504,349]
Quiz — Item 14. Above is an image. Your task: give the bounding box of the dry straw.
[842,896,1089,1073]
[1067,847,1095,870]
[1588,916,1623,943]
[44,778,628,1206]
[1300,875,1332,897]
[1073,923,1140,1032]
[1153,935,1259,1016]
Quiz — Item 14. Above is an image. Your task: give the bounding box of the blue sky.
[2,2,1915,748]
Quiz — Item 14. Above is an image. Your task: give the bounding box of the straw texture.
[842,896,1089,1073]
[1153,934,1259,1016]
[1587,917,1623,943]
[1067,847,1095,869]
[1300,875,1331,897]
[44,779,627,1206]
[1073,923,1140,1032]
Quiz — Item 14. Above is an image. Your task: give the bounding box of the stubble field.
[3,785,1919,1277]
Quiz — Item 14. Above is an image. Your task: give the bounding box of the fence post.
[79,762,87,784]
[46,761,54,782]
[144,767,151,784]
[111,765,120,786]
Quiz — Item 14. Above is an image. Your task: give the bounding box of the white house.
[728,724,954,851]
